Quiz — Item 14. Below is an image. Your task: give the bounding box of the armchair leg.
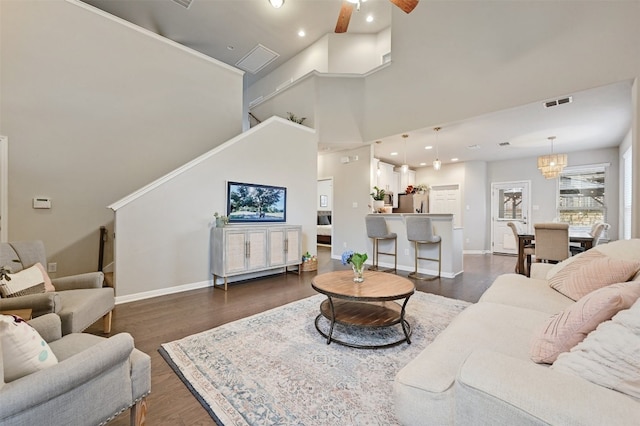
[103,311,112,334]
[131,397,148,426]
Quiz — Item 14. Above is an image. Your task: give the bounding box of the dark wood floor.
[89,247,515,425]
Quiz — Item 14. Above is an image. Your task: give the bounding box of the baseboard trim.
[115,280,211,305]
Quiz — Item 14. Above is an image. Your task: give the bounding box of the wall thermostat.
[33,197,52,209]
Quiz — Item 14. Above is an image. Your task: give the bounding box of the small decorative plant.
[341,250,368,282]
[370,186,385,201]
[286,112,306,125]
[213,212,229,227]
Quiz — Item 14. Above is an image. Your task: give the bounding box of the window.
[497,187,524,220]
[557,165,607,230]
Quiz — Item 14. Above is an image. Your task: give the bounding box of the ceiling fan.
[335,0,419,33]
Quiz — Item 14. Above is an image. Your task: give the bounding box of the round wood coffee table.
[311,270,415,349]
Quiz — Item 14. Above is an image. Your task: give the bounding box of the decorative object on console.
[341,250,368,282]
[227,181,286,223]
[213,212,228,228]
[537,136,567,179]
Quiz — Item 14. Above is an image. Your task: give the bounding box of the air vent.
[171,0,193,9]
[466,144,480,150]
[544,96,573,108]
[498,142,511,147]
[235,44,279,74]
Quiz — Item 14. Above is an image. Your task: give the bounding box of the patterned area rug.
[159,292,470,425]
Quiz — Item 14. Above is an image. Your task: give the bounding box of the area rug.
[159,292,470,425]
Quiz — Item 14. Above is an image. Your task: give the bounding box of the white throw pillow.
[0,263,54,298]
[551,298,640,399]
[0,314,58,382]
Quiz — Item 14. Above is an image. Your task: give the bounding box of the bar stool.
[406,216,441,280]
[365,215,397,273]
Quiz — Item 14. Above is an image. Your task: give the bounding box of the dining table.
[517,231,594,276]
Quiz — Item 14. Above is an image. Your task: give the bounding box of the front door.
[491,181,531,255]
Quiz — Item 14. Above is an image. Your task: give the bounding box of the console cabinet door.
[268,228,286,267]
[285,228,301,264]
[245,228,267,271]
[224,229,248,274]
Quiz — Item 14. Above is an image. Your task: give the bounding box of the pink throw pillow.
[549,251,640,300]
[531,281,640,364]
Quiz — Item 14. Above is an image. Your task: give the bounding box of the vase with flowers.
[341,250,368,283]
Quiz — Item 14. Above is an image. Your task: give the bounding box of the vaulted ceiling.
[81,0,633,168]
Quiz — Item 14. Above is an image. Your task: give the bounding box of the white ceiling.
[80,0,633,169]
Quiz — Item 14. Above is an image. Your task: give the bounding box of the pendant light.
[268,0,284,8]
[433,127,442,171]
[401,134,409,174]
[537,136,567,179]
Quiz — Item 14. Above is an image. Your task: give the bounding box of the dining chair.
[534,222,570,264]
[507,222,534,275]
[570,222,610,255]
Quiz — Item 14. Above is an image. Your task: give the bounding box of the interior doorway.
[491,181,531,255]
[317,178,333,247]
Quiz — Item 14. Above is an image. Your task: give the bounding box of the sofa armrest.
[27,313,62,343]
[0,292,61,317]
[529,263,553,280]
[0,333,135,419]
[52,271,104,290]
[456,350,640,426]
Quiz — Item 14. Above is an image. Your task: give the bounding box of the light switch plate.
[33,197,51,209]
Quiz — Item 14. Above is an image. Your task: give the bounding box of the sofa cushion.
[530,281,640,364]
[548,250,640,300]
[552,298,640,399]
[0,314,58,382]
[478,273,573,314]
[0,263,53,298]
[547,239,640,282]
[394,302,551,425]
[57,288,115,335]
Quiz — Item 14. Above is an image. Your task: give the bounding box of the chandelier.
[433,127,442,171]
[537,136,567,179]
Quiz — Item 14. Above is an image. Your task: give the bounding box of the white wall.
[247,29,390,106]
[363,2,640,143]
[0,0,244,276]
[111,118,317,300]
[318,145,373,259]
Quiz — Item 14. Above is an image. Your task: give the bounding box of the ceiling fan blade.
[335,2,354,33]
[389,0,419,14]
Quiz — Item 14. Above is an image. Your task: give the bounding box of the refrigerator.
[395,193,429,213]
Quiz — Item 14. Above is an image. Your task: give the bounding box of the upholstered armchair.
[0,313,150,425]
[0,241,114,335]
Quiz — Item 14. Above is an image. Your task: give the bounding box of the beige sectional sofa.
[394,239,640,425]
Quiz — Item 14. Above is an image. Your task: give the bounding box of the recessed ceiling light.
[366,15,374,23]
[390,152,398,156]
[424,145,433,150]
[227,45,234,51]
[451,158,459,162]
[298,29,306,37]
[268,0,284,8]
[419,162,426,166]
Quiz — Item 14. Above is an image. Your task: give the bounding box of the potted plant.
[213,212,228,228]
[370,186,386,212]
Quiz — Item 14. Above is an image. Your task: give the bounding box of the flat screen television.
[226,181,287,223]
